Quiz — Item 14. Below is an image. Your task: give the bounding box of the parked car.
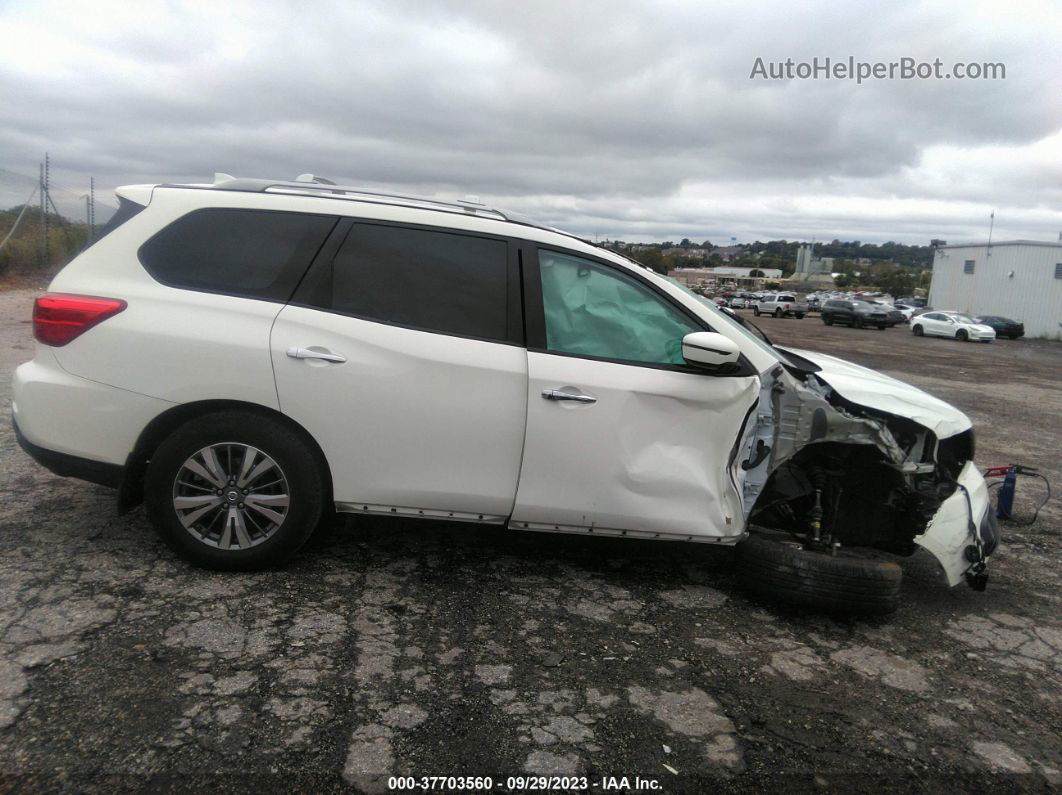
[892,303,917,322]
[975,315,1025,340]
[911,311,996,342]
[728,297,748,309]
[13,174,998,613]
[753,294,808,318]
[821,299,905,329]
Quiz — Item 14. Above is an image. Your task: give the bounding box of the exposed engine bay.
[739,352,995,589]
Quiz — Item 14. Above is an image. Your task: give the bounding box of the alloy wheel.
[172,443,290,550]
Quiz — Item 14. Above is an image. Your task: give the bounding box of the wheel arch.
[119,399,333,514]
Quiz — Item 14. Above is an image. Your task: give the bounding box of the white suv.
[13,176,998,613]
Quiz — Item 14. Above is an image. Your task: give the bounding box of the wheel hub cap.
[172,443,290,550]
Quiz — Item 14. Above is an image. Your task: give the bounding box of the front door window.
[538,250,699,366]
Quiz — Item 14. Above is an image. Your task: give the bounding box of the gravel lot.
[1,288,1060,793]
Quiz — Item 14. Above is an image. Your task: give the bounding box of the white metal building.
[929,240,1062,339]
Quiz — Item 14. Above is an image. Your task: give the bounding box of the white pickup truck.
[753,293,808,319]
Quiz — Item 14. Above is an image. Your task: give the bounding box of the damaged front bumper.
[914,460,1000,587]
[741,350,1002,590]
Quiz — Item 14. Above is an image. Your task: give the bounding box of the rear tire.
[876,324,886,330]
[795,313,805,319]
[774,308,782,318]
[823,317,833,326]
[912,324,924,336]
[735,534,902,615]
[145,411,325,570]
[753,307,760,317]
[853,316,864,329]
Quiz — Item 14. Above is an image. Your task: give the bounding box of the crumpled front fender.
[913,461,995,586]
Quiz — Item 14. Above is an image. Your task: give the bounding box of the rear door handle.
[286,347,347,364]
[542,389,596,404]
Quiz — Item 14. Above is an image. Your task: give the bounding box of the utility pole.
[39,161,45,267]
[89,177,95,241]
[986,210,995,258]
[44,153,50,265]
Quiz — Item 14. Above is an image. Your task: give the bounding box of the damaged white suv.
[13,175,999,613]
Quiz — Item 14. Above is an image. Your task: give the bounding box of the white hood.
[778,347,972,439]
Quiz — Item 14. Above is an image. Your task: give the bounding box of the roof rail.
[158,175,597,250]
[169,176,513,222]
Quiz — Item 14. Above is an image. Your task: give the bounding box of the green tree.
[631,246,666,274]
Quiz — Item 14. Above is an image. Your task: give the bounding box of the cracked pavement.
[1,290,1060,792]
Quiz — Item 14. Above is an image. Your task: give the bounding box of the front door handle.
[286,346,347,364]
[542,389,596,404]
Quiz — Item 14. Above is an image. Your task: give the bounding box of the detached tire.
[145,411,326,571]
[735,534,902,615]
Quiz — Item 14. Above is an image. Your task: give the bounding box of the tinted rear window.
[330,223,509,341]
[139,208,336,301]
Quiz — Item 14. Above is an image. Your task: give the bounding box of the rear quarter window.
[139,208,336,301]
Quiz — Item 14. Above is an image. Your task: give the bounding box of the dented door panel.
[511,352,759,538]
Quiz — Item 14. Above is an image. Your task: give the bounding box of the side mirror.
[681,331,741,369]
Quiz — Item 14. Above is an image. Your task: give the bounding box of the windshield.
[950,314,976,324]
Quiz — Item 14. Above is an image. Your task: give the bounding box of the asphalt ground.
[1,289,1060,793]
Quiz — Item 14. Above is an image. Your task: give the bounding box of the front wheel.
[853,316,864,329]
[753,307,760,317]
[913,324,924,336]
[956,329,969,342]
[145,411,325,570]
[736,534,902,614]
[774,308,782,318]
[876,324,886,330]
[795,313,805,319]
[823,316,833,326]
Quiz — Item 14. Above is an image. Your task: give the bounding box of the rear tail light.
[33,293,127,347]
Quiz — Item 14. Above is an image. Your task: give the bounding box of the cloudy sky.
[1,0,1060,244]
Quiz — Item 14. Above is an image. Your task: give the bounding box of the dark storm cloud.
[1,0,1060,242]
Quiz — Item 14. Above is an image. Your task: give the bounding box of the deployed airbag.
[540,251,697,365]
